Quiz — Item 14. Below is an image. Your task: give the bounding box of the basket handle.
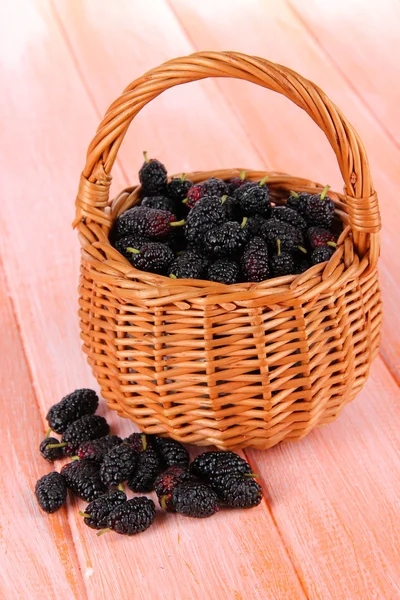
[75,51,380,267]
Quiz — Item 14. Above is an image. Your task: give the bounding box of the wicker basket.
[74,51,382,450]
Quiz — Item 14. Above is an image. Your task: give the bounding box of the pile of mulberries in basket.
[110,152,338,283]
[35,389,262,536]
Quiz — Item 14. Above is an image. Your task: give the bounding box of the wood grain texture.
[0,259,87,600]
[169,0,400,383]
[0,0,399,598]
[0,1,305,598]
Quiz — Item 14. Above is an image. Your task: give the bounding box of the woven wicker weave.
[74,52,382,450]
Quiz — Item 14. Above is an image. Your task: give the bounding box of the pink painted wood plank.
[168,0,400,383]
[0,1,306,598]
[288,0,400,144]
[0,259,87,600]
[247,359,400,599]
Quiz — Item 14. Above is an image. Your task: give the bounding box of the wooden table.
[1,1,399,598]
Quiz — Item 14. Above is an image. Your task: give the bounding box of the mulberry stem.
[320,185,330,200]
[79,511,91,518]
[96,528,111,537]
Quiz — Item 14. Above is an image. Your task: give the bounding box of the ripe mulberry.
[241,237,269,282]
[154,466,194,511]
[40,437,65,462]
[167,174,193,202]
[106,497,156,535]
[190,451,252,480]
[271,206,307,232]
[168,249,207,280]
[207,259,240,284]
[61,459,107,502]
[201,177,228,198]
[127,448,161,493]
[151,436,190,468]
[141,195,177,215]
[100,444,138,487]
[210,473,262,509]
[124,432,148,453]
[204,219,249,257]
[304,185,335,228]
[311,244,336,265]
[81,490,127,530]
[260,220,304,252]
[77,435,122,462]
[46,389,98,434]
[184,196,227,244]
[172,482,219,518]
[307,227,336,249]
[35,472,67,513]
[139,152,167,195]
[125,242,174,275]
[61,415,110,456]
[270,239,296,277]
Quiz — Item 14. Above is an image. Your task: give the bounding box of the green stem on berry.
[170,219,186,227]
[320,184,330,200]
[160,496,168,510]
[71,456,80,462]
[182,198,188,204]
[126,247,140,254]
[96,528,111,537]
[221,195,227,204]
[79,511,91,518]
[259,176,269,187]
[117,483,125,493]
[180,173,186,182]
[143,150,149,163]
[169,274,177,279]
[240,217,248,228]
[240,170,246,181]
[244,473,260,478]
[298,246,307,254]
[276,239,281,256]
[289,190,299,198]
[142,435,148,451]
[45,428,52,438]
[327,241,337,248]
[47,442,67,449]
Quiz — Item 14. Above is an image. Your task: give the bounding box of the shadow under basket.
[74,51,382,450]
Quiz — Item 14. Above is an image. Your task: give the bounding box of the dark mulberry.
[114,235,150,261]
[311,244,336,265]
[201,177,228,198]
[207,259,240,285]
[260,220,304,252]
[286,191,309,216]
[185,196,227,245]
[307,227,336,249]
[172,482,219,518]
[125,242,175,275]
[77,435,122,462]
[227,171,249,195]
[270,239,296,277]
[113,206,180,242]
[168,249,207,280]
[81,490,127,530]
[167,174,193,202]
[185,184,203,209]
[151,436,190,468]
[100,444,138,487]
[238,184,270,217]
[141,195,177,215]
[190,451,252,480]
[35,472,67,513]
[127,448,161,493]
[304,185,335,228]
[107,497,156,535]
[61,459,107,501]
[271,206,307,232]
[46,389,98,434]
[124,432,148,453]
[210,473,262,509]
[154,466,194,511]
[241,237,269,282]
[61,415,110,456]
[40,437,65,462]
[139,152,167,195]
[204,219,249,257]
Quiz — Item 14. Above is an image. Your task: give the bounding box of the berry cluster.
[111,155,339,283]
[35,391,262,535]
